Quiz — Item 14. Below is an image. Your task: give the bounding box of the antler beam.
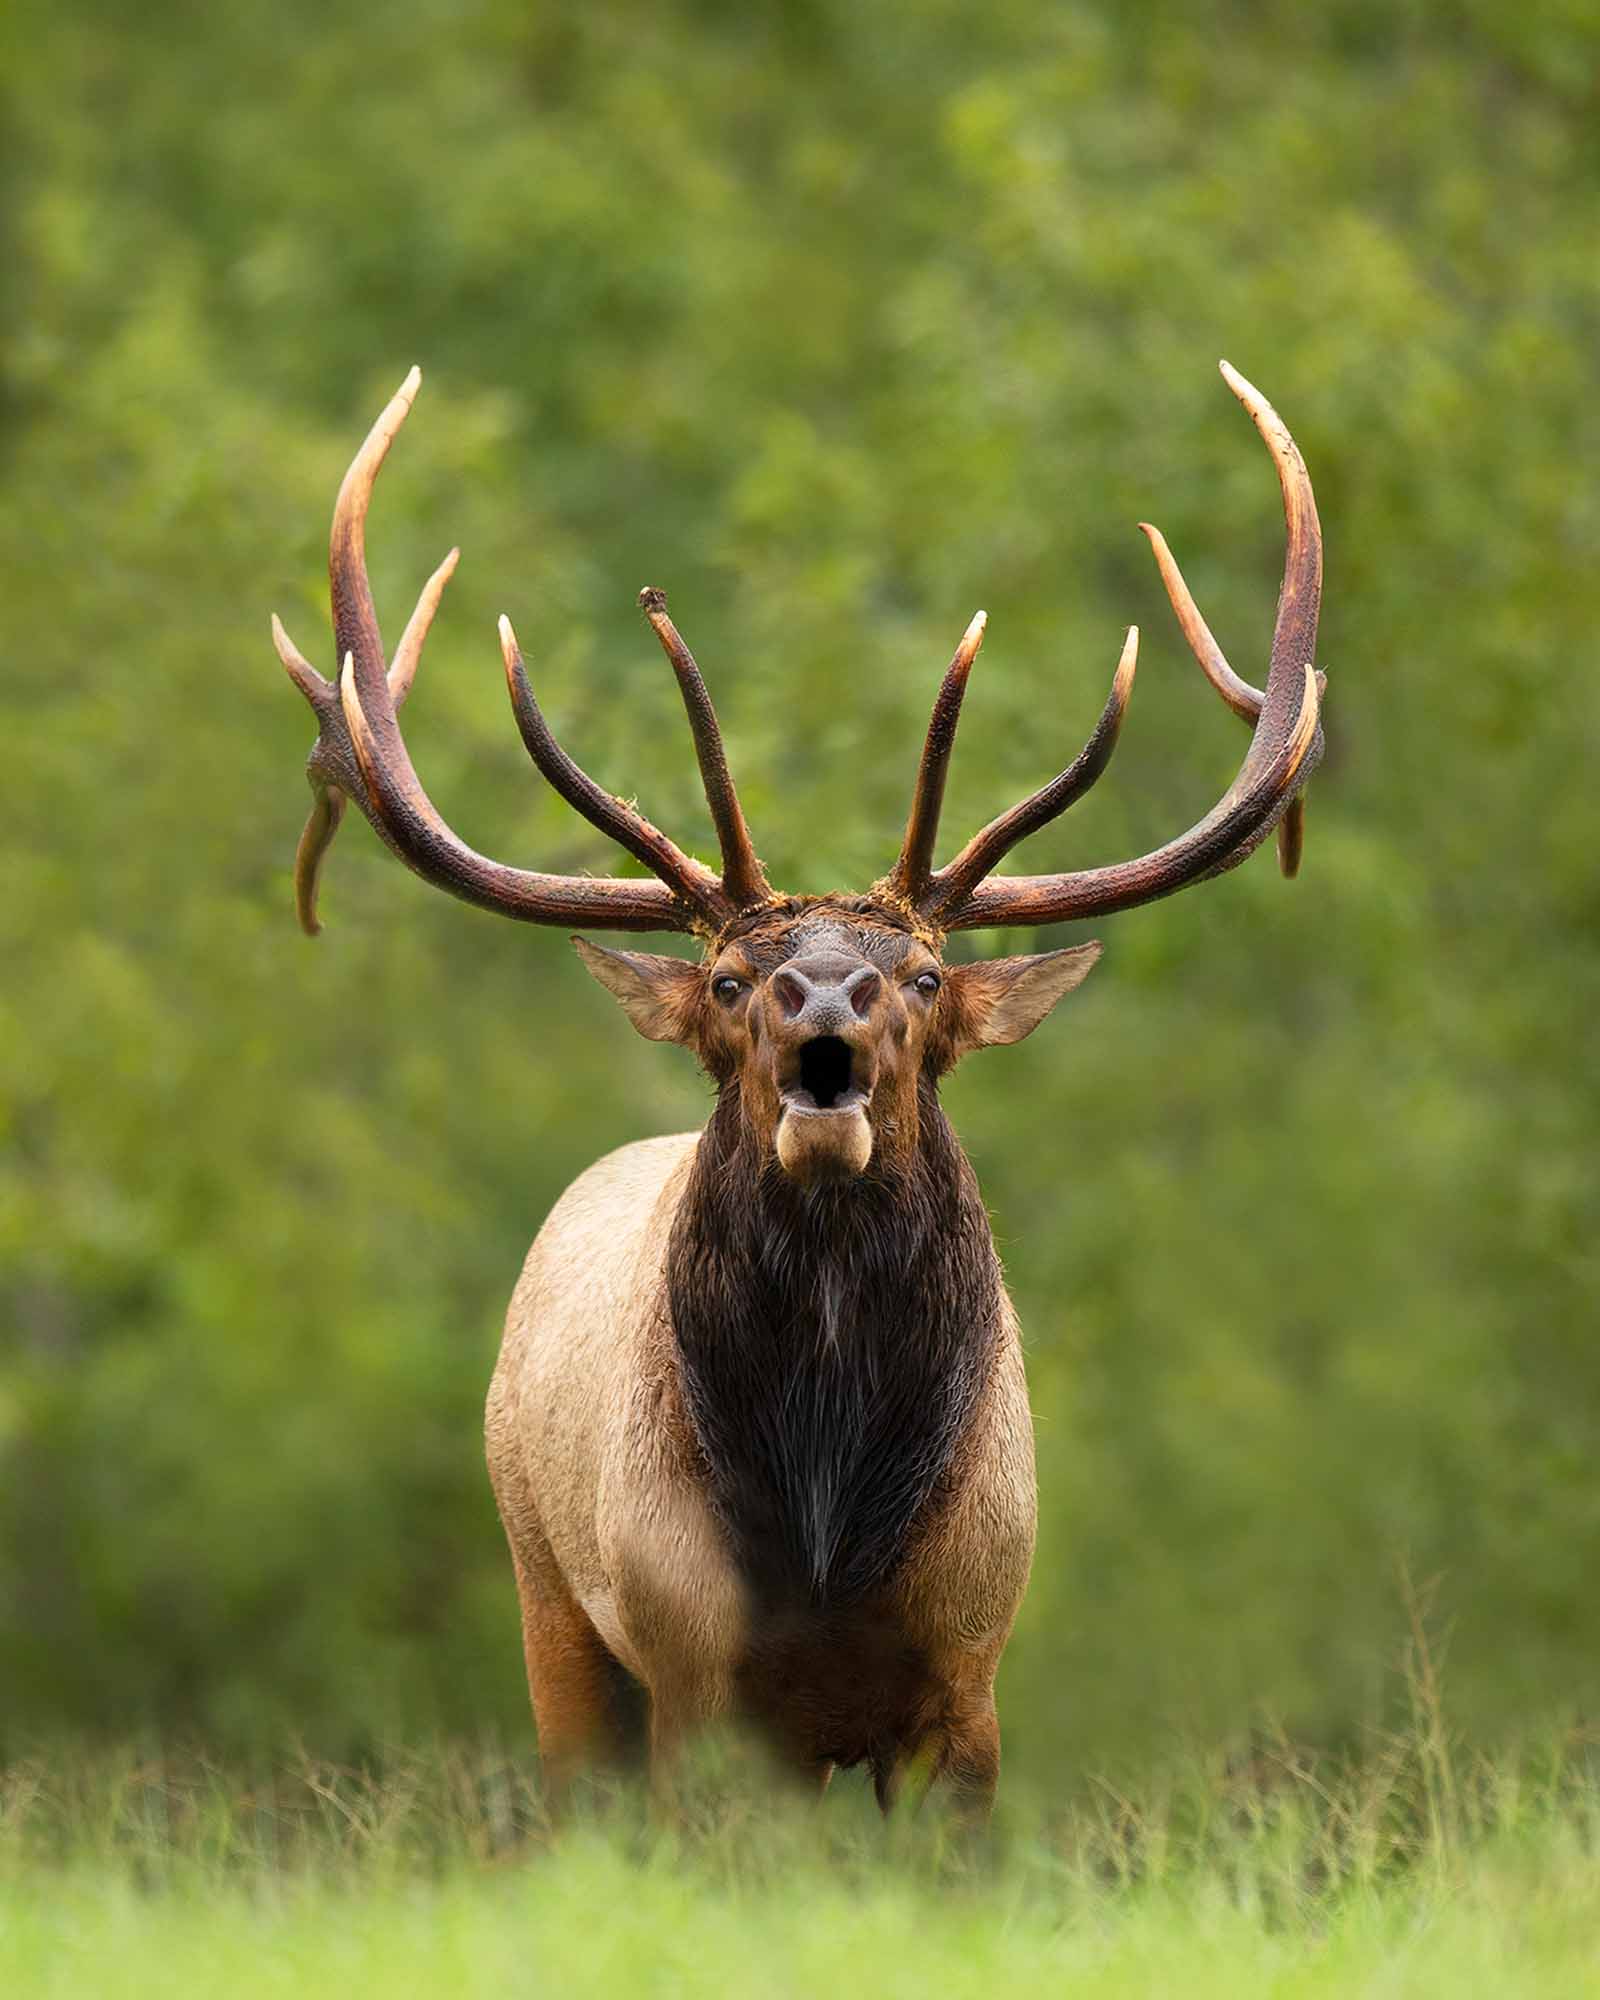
[275,362,1324,949]
[271,370,775,937]
[899,360,1324,932]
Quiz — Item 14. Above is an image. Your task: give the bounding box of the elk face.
[574,905,1103,1188]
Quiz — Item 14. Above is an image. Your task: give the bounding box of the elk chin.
[775,1100,874,1185]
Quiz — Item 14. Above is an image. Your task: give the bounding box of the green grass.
[6,1717,1600,1998]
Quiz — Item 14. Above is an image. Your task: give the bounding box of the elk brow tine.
[1276,794,1305,878]
[638,588,770,910]
[946,662,1320,929]
[338,656,690,931]
[292,786,347,937]
[273,614,346,933]
[888,610,987,903]
[926,624,1137,918]
[388,547,460,708]
[499,616,726,910]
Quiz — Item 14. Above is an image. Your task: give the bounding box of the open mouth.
[780,1035,866,1113]
[775,1037,873,1182]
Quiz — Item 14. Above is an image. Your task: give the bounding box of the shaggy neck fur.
[667,1080,1003,1613]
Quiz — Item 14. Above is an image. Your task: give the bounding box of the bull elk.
[271,363,1323,1814]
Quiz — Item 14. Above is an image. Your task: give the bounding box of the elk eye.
[713,976,744,1004]
[913,971,941,997]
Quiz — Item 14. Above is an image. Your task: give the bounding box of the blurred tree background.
[0,0,1595,1777]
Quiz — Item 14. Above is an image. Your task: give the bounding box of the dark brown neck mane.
[667,1081,1004,1613]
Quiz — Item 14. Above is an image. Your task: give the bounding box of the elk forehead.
[713,908,932,983]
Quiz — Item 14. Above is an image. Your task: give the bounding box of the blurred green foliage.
[1,0,1595,1773]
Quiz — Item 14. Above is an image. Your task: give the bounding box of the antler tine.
[1275,794,1306,878]
[885,611,987,904]
[638,589,771,912]
[329,367,418,692]
[275,531,459,938]
[1222,359,1322,690]
[273,370,713,935]
[922,624,1137,924]
[272,370,445,936]
[499,615,727,911]
[1138,520,1320,878]
[389,546,461,707]
[948,664,1320,928]
[272,614,342,935]
[1137,523,1261,722]
[271,613,328,707]
[291,786,347,937]
[338,651,693,932]
[936,362,1324,932]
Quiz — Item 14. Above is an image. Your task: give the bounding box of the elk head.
[272,364,1324,1186]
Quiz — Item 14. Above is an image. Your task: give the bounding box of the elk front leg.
[935,1693,1001,1823]
[510,1550,638,1803]
[637,1663,738,1810]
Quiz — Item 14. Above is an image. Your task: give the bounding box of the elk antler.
[888,361,1324,932]
[884,611,990,906]
[638,589,771,910]
[271,370,773,937]
[1136,518,1322,879]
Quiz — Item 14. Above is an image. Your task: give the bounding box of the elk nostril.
[848,971,881,1018]
[774,972,807,1020]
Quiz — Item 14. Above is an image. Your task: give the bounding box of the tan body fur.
[486,1131,1037,1804]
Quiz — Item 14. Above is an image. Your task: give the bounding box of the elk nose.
[772,960,882,1032]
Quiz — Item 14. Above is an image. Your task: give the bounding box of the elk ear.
[572,938,702,1045]
[942,943,1102,1057]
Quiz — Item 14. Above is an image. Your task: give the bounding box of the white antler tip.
[1114,625,1139,694]
[1219,359,1275,421]
[271,612,328,699]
